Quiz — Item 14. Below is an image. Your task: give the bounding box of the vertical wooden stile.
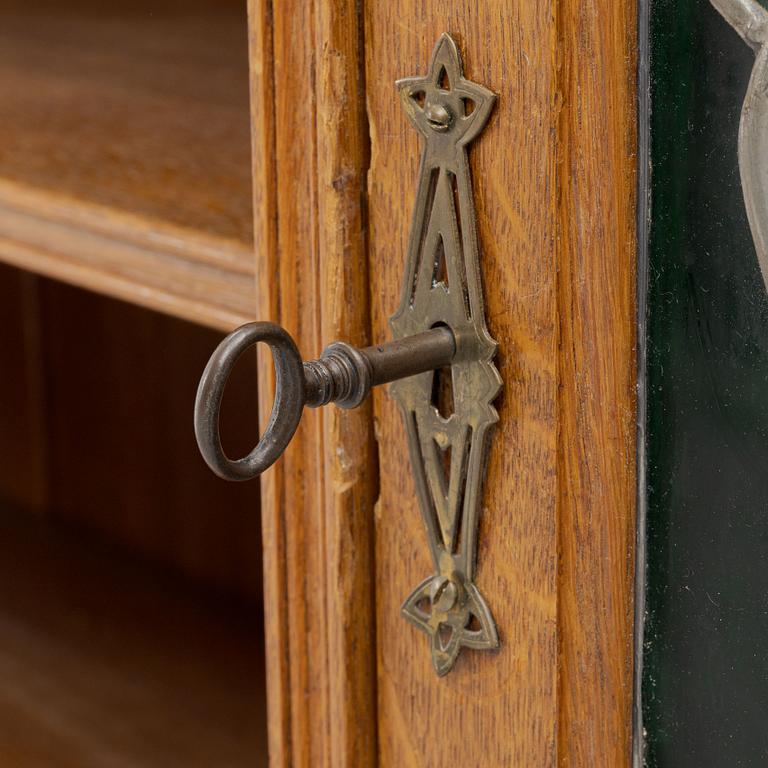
[247,0,377,765]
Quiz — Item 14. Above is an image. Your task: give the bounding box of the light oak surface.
[367,8,560,766]
[0,180,256,331]
[365,1,637,765]
[0,0,256,330]
[247,0,378,764]
[0,0,639,762]
[0,0,252,243]
[556,1,638,763]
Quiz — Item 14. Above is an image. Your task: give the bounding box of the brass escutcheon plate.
[390,33,502,676]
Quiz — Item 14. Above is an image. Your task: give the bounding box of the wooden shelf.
[0,1,256,329]
[0,511,267,766]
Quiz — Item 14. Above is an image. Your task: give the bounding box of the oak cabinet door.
[246,1,637,765]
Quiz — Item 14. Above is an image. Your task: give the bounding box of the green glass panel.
[645,0,768,764]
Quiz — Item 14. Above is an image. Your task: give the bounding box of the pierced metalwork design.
[711,0,768,292]
[391,33,502,676]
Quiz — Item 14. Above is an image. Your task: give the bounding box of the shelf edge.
[0,181,258,331]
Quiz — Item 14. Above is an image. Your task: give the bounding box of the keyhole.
[431,365,454,419]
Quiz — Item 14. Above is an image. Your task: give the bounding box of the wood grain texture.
[0,0,257,332]
[0,180,257,331]
[270,3,329,761]
[365,2,637,765]
[556,1,637,764]
[366,7,559,765]
[246,1,290,763]
[0,0,253,244]
[247,0,377,765]
[314,3,379,766]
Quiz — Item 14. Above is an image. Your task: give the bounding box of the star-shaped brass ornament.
[397,33,496,146]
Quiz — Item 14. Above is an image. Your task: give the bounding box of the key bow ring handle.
[194,322,304,481]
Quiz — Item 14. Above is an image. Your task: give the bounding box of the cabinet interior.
[0,0,257,329]
[0,264,267,766]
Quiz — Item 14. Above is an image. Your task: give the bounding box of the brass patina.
[391,34,502,676]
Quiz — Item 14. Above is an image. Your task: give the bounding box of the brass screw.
[431,576,458,612]
[425,102,451,132]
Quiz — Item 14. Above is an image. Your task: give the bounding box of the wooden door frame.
[247,0,638,764]
[248,1,377,765]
